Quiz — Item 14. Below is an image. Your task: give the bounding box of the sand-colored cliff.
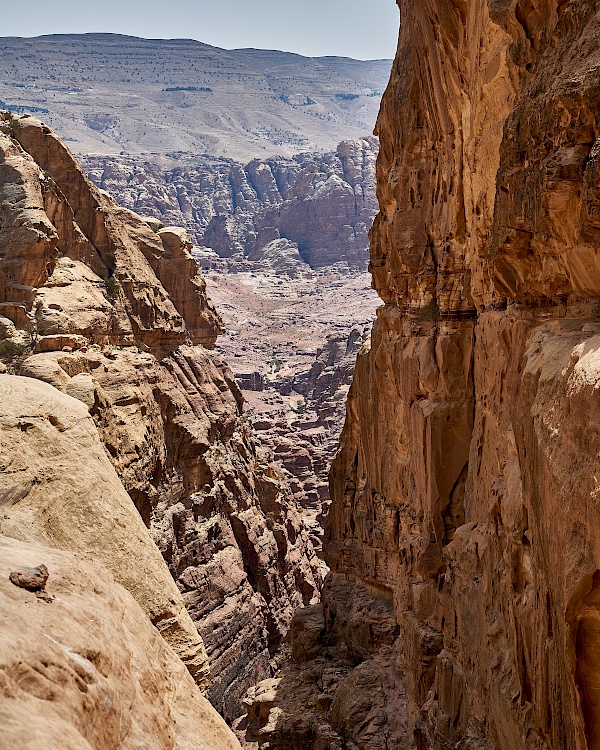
[0,113,321,734]
[241,2,600,749]
[327,1,600,748]
[0,532,240,750]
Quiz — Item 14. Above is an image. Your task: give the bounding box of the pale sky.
[2,0,400,60]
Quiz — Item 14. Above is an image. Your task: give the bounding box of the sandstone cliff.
[82,138,378,272]
[328,1,600,748]
[0,533,240,750]
[0,113,322,724]
[242,2,600,749]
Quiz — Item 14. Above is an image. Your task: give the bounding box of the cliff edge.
[241,2,600,749]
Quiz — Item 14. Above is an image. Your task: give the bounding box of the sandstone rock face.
[0,115,322,721]
[322,2,600,750]
[0,535,241,750]
[82,137,378,271]
[0,374,209,687]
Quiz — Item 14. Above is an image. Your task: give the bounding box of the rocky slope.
[81,137,378,271]
[0,114,322,729]
[241,2,600,750]
[0,507,239,750]
[0,34,390,161]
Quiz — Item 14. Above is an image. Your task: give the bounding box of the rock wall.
[0,528,240,749]
[324,2,600,749]
[0,114,322,723]
[81,138,378,271]
[0,374,211,687]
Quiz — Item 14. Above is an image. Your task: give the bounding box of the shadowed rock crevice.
[574,571,600,750]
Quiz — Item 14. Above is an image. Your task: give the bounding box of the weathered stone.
[0,116,323,723]
[0,374,210,689]
[9,563,48,591]
[83,138,379,272]
[322,2,600,749]
[0,535,241,750]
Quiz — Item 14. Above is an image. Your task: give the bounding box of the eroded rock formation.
[242,2,600,749]
[0,114,321,726]
[82,138,378,271]
[254,328,372,547]
[0,533,240,750]
[0,374,210,687]
[329,1,600,748]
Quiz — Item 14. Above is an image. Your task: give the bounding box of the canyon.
[0,37,386,536]
[3,1,600,749]
[79,130,382,543]
[0,114,322,741]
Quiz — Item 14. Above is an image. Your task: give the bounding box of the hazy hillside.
[0,34,391,161]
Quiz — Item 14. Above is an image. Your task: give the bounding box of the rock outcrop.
[0,113,322,724]
[0,374,210,687]
[0,534,241,750]
[82,137,378,271]
[241,2,600,750]
[324,1,600,749]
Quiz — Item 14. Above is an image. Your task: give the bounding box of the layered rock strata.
[0,114,322,723]
[325,1,600,749]
[241,2,600,749]
[82,137,378,271]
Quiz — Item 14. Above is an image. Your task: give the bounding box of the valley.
[4,3,600,748]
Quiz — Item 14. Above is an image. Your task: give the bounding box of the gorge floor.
[206,268,380,561]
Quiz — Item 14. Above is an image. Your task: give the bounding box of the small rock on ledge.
[9,564,49,591]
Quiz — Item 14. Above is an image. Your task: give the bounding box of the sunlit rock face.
[325,2,600,749]
[0,534,242,750]
[82,137,379,273]
[0,114,322,724]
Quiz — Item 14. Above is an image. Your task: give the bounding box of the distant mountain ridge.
[0,33,391,161]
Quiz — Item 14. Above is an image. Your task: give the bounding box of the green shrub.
[0,339,27,358]
[104,274,121,304]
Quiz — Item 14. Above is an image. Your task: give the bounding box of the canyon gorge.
[0,114,321,743]
[3,0,600,749]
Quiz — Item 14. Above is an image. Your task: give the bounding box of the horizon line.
[0,31,394,63]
